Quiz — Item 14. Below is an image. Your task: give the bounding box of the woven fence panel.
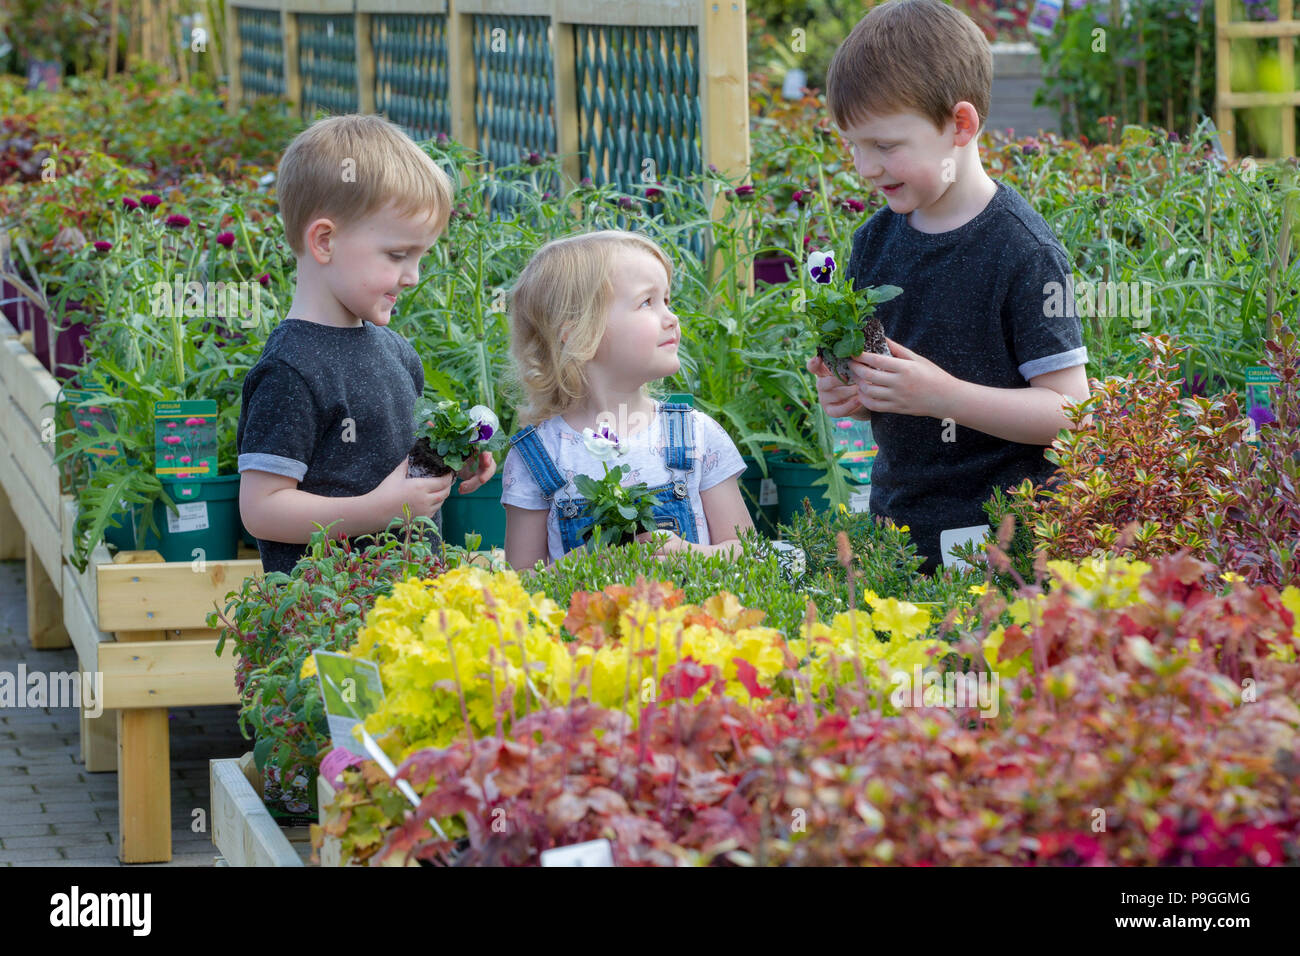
[298,13,358,118]
[472,14,556,214]
[574,24,701,193]
[372,13,450,142]
[237,7,285,104]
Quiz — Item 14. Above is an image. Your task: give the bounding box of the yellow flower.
[968,583,989,596]
[1221,572,1244,584]
[299,655,317,680]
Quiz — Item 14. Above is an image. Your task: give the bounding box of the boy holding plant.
[807,0,1091,574]
[237,114,495,575]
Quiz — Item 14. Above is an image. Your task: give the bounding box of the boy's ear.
[951,101,981,147]
[304,217,337,263]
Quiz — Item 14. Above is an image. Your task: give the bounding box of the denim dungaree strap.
[509,404,700,553]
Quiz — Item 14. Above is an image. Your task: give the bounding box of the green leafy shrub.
[207,513,450,817]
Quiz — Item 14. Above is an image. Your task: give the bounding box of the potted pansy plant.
[408,397,507,478]
[805,249,902,384]
[573,423,662,549]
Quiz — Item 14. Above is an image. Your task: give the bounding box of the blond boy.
[237,114,494,575]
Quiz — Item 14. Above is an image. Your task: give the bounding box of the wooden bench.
[0,322,259,863]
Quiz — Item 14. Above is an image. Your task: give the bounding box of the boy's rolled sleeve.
[1005,245,1089,382]
[237,360,323,482]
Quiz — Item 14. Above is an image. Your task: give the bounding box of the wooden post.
[227,2,243,115]
[699,0,753,295]
[1215,0,1235,160]
[0,481,22,560]
[26,538,69,649]
[447,2,479,152]
[357,10,376,115]
[552,3,581,189]
[81,707,118,773]
[117,695,172,863]
[1281,0,1295,160]
[283,6,302,117]
[107,0,120,78]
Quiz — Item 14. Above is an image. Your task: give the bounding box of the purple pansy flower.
[808,250,836,284]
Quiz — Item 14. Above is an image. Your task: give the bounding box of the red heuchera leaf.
[732,658,772,699]
[659,657,720,700]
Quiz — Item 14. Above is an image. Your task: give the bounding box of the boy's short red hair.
[826,0,992,134]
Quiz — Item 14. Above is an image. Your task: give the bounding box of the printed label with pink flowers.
[154,400,218,478]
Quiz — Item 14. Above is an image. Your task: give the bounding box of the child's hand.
[373,458,453,519]
[636,529,690,555]
[854,337,955,419]
[456,451,498,494]
[807,354,868,419]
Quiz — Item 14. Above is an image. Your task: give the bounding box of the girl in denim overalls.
[500,231,752,570]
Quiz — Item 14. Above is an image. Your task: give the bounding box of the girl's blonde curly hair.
[508,230,673,426]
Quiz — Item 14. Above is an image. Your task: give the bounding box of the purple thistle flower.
[122,196,140,211]
[140,194,162,209]
[1248,404,1277,430]
[165,214,191,230]
[215,231,236,248]
[258,273,270,287]
[93,240,112,253]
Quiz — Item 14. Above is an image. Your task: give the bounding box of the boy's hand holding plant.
[803,249,901,385]
[573,423,661,549]
[408,398,504,491]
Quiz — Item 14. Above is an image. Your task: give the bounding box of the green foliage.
[1033,0,1216,149]
[207,512,451,814]
[570,464,661,547]
[526,511,982,640]
[411,397,506,473]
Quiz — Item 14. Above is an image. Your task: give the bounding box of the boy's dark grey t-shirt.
[236,318,426,576]
[846,180,1087,574]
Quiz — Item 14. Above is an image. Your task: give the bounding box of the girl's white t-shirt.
[501,406,747,560]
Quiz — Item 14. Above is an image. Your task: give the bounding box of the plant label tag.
[155,399,218,477]
[61,388,123,463]
[313,651,387,759]
[849,487,871,513]
[541,839,615,867]
[165,502,209,533]
[759,478,778,506]
[940,525,990,570]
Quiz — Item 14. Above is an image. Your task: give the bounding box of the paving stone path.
[0,559,250,866]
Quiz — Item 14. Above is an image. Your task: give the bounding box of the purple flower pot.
[33,301,90,380]
[754,255,796,286]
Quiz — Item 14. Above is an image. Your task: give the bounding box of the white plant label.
[759,479,778,506]
[166,502,209,533]
[541,839,615,867]
[849,487,872,513]
[940,525,989,569]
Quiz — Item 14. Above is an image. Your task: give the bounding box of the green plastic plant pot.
[439,473,505,549]
[148,473,242,563]
[769,457,867,526]
[739,455,780,537]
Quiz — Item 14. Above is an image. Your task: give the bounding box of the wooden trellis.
[224,0,750,198]
[1215,0,1298,160]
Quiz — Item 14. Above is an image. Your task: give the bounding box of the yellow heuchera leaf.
[866,596,931,641]
[1281,586,1300,641]
[703,591,768,631]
